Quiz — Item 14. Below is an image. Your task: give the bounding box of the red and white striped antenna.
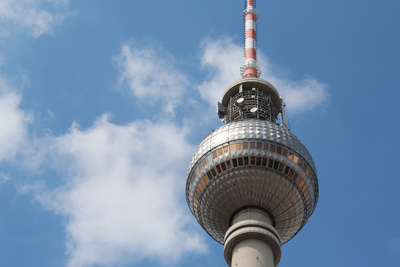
[241,0,261,78]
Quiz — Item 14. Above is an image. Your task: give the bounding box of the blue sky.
[0,0,399,266]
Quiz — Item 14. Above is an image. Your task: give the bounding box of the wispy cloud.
[31,115,206,267]
[114,39,189,115]
[0,75,32,162]
[0,0,71,38]
[0,172,10,184]
[197,37,243,111]
[198,37,329,114]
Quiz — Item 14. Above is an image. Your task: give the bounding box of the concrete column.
[224,208,281,267]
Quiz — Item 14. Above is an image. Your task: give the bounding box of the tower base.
[224,208,281,267]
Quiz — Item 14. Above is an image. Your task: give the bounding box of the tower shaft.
[224,208,281,267]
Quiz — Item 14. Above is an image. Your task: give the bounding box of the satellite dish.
[250,107,258,115]
[237,98,245,107]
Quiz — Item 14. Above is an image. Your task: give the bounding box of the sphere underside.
[186,120,318,244]
[201,168,305,243]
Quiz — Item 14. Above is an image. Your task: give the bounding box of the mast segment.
[241,0,261,78]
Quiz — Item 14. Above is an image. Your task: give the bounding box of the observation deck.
[186,118,319,244]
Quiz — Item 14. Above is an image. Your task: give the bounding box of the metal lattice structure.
[223,79,279,123]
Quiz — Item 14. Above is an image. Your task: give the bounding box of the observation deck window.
[198,183,204,191]
[293,155,299,164]
[226,160,232,170]
[257,142,263,150]
[244,157,249,166]
[263,143,269,151]
[203,175,209,184]
[270,144,276,152]
[202,158,208,167]
[216,165,222,173]
[279,163,285,172]
[306,167,311,177]
[243,142,249,149]
[296,177,303,187]
[237,143,243,150]
[268,159,274,168]
[284,166,290,175]
[299,180,305,190]
[230,144,236,152]
[256,157,262,166]
[221,162,227,171]
[251,157,256,165]
[297,158,303,168]
[233,158,238,167]
[262,158,268,166]
[224,146,229,154]
[277,146,282,154]
[251,142,256,149]
[273,160,280,170]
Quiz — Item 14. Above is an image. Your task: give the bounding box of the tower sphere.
[185,78,319,244]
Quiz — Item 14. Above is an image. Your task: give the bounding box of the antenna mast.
[241,0,261,78]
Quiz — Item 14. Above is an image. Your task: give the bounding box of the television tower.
[185,1,319,266]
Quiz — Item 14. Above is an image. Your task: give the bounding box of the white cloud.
[259,54,329,113]
[198,37,328,114]
[0,76,32,162]
[0,172,10,184]
[198,37,243,110]
[114,40,189,115]
[17,180,44,194]
[0,0,70,38]
[33,115,206,267]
